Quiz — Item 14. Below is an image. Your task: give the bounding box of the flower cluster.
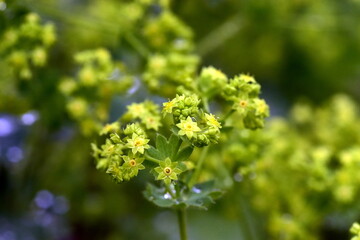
[0,13,56,79]
[198,66,228,98]
[59,48,133,135]
[221,74,269,129]
[163,94,200,121]
[93,92,223,185]
[163,94,222,147]
[139,5,199,96]
[230,95,360,240]
[92,123,149,182]
[122,100,162,131]
[143,52,199,95]
[143,10,194,52]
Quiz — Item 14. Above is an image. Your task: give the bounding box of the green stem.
[177,208,188,240]
[125,33,150,58]
[165,184,176,199]
[202,96,210,112]
[197,14,242,57]
[188,146,209,187]
[221,109,235,123]
[144,154,161,164]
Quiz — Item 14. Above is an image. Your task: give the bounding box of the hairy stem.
[188,146,209,187]
[144,154,161,164]
[177,208,188,240]
[165,184,176,199]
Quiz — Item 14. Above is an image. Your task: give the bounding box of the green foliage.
[144,181,222,210]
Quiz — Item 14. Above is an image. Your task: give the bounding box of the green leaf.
[184,181,223,210]
[156,134,168,157]
[146,146,164,160]
[143,183,177,208]
[175,146,193,162]
[153,134,182,160]
[168,134,182,159]
[143,181,223,210]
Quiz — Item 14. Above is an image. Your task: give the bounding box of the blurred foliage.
[174,0,360,102]
[1,0,360,240]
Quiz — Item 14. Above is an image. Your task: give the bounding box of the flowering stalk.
[92,67,269,239]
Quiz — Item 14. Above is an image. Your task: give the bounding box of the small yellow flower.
[126,134,150,154]
[163,100,175,114]
[127,103,146,118]
[205,113,221,128]
[144,115,161,130]
[67,98,87,119]
[177,117,201,139]
[239,74,256,84]
[239,100,248,108]
[254,99,269,116]
[100,122,120,135]
[154,158,183,185]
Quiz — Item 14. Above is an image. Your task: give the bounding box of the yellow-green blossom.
[204,113,221,129]
[100,122,120,135]
[67,98,87,119]
[127,102,147,118]
[154,158,183,185]
[121,155,145,180]
[177,117,201,139]
[239,74,256,84]
[126,134,150,154]
[143,115,161,130]
[162,99,175,114]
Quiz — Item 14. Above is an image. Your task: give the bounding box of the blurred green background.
[1,0,360,239]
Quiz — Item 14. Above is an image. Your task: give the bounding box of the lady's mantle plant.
[92,68,269,239]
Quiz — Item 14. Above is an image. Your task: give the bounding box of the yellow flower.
[127,103,146,118]
[144,115,161,130]
[205,113,221,128]
[100,122,120,135]
[239,74,256,84]
[163,100,175,114]
[176,117,201,139]
[126,134,150,154]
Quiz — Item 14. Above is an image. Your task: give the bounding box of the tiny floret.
[155,158,183,185]
[205,113,222,129]
[177,117,201,139]
[126,134,150,154]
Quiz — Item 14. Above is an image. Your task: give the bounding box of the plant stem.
[125,33,150,58]
[197,14,242,57]
[165,184,176,199]
[188,146,209,187]
[221,109,235,123]
[144,154,161,164]
[177,208,188,240]
[202,96,210,112]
